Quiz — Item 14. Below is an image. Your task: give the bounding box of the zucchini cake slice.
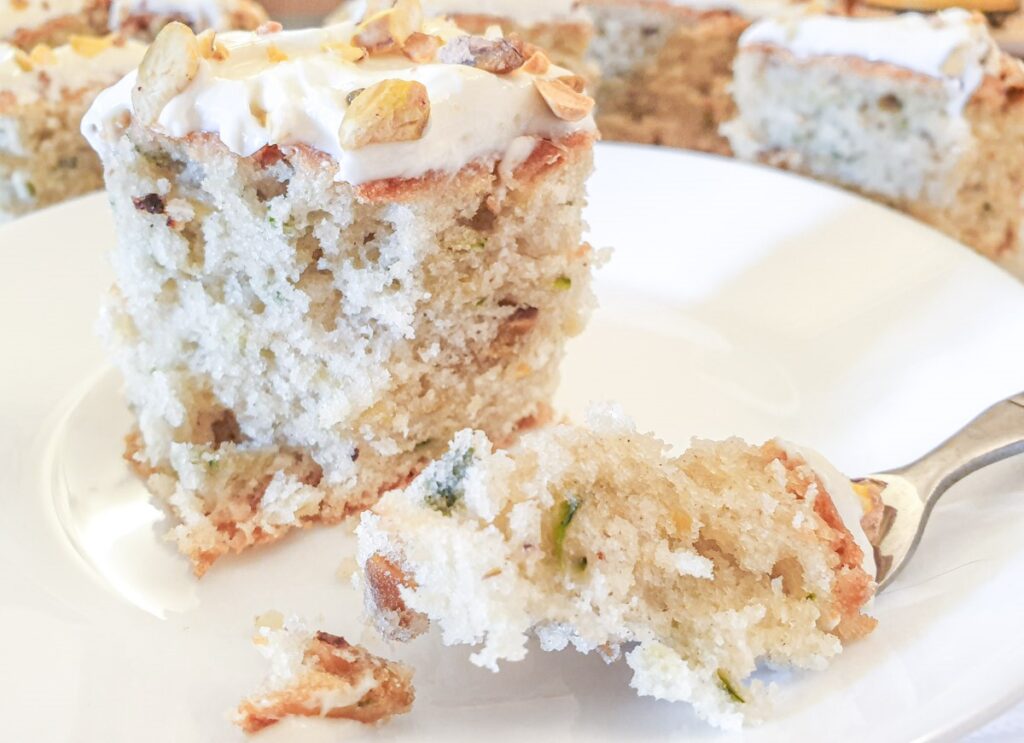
[723,9,1024,279]
[584,0,823,154]
[235,614,414,733]
[0,35,146,220]
[356,405,877,729]
[1,0,267,50]
[327,0,596,80]
[83,12,599,573]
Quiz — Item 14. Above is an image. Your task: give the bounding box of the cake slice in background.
[327,0,597,79]
[0,36,147,220]
[235,614,414,733]
[356,405,877,730]
[585,0,759,154]
[724,9,1024,280]
[2,0,267,50]
[0,0,267,220]
[83,13,599,573]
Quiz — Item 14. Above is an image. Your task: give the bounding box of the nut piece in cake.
[327,0,596,80]
[82,15,599,573]
[235,614,414,733]
[356,404,877,730]
[723,9,1024,280]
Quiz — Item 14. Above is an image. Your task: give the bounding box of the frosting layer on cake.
[83,20,597,184]
[0,36,146,104]
[741,9,998,108]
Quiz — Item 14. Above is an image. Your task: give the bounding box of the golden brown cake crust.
[235,631,415,734]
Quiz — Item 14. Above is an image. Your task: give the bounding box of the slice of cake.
[724,9,1024,279]
[235,613,414,733]
[2,0,267,50]
[83,12,599,573]
[0,35,146,221]
[327,0,596,79]
[585,0,758,153]
[356,405,877,730]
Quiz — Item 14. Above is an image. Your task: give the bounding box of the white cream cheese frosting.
[0,37,147,105]
[332,0,588,27]
[741,9,999,108]
[83,21,597,185]
[778,441,877,581]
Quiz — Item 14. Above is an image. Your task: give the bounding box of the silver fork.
[856,392,1024,592]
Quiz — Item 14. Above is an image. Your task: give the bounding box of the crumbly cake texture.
[87,18,599,573]
[0,36,146,221]
[587,0,752,154]
[1,0,267,50]
[235,614,414,733]
[356,405,877,730]
[724,10,1024,279]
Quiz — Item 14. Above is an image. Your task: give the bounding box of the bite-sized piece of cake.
[83,12,599,573]
[356,405,877,730]
[0,35,146,220]
[586,0,812,154]
[1,0,266,50]
[724,9,1024,279]
[327,0,596,79]
[235,613,414,733]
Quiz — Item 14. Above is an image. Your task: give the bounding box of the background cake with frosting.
[83,11,600,573]
[724,9,1024,279]
[327,0,596,79]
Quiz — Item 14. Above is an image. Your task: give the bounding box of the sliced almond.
[266,44,288,63]
[12,49,32,72]
[339,78,430,150]
[437,35,524,74]
[520,50,550,76]
[402,31,442,63]
[132,22,201,126]
[195,29,216,58]
[534,77,594,122]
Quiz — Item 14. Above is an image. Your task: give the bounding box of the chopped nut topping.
[520,50,550,75]
[132,193,166,214]
[353,0,423,54]
[133,22,201,126]
[323,40,366,62]
[256,21,283,35]
[402,31,442,63]
[437,35,524,74]
[339,78,430,149]
[534,77,594,122]
[557,74,586,93]
[69,34,114,58]
[28,44,55,66]
[12,49,31,72]
[266,44,288,63]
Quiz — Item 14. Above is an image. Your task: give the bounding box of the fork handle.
[892,393,1024,506]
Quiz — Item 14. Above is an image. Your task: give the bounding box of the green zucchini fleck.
[424,447,475,515]
[552,495,580,562]
[717,670,745,704]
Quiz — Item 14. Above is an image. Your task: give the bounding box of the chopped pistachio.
[424,446,474,515]
[553,275,572,291]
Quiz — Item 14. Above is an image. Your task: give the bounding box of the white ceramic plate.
[3,144,1024,743]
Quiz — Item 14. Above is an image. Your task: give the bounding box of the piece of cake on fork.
[356,404,877,729]
[724,8,1024,279]
[327,0,596,79]
[2,0,267,50]
[83,10,599,574]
